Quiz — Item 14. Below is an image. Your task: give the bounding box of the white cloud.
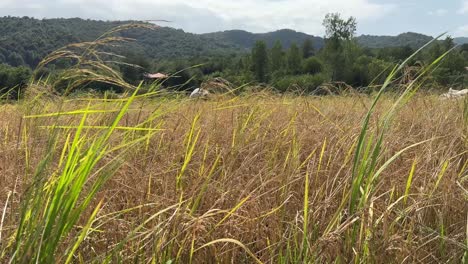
[0,0,396,34]
[428,8,448,16]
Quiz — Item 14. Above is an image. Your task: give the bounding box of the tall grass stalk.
[346,34,453,261]
[8,86,163,263]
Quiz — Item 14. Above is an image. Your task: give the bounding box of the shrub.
[302,57,323,75]
[274,73,327,93]
[345,56,393,87]
[0,63,31,99]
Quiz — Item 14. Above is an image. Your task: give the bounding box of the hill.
[0,16,240,68]
[355,32,434,49]
[0,17,325,68]
[203,29,324,50]
[454,37,468,45]
[0,17,466,69]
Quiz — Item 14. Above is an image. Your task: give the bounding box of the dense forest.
[0,15,467,98]
[356,33,434,49]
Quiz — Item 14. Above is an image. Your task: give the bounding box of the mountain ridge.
[0,17,466,68]
[202,29,325,50]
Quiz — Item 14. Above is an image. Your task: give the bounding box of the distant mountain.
[357,33,468,48]
[356,32,434,49]
[0,17,240,68]
[454,37,468,45]
[0,16,466,69]
[203,29,325,50]
[206,30,468,51]
[0,17,325,68]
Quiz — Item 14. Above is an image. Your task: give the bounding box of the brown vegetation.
[0,93,466,263]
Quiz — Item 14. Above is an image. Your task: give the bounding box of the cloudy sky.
[0,0,467,37]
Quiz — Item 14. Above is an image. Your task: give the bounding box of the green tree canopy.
[302,57,323,75]
[120,52,151,85]
[321,13,357,81]
[302,39,314,58]
[287,43,302,75]
[0,64,31,99]
[270,40,284,73]
[323,13,357,42]
[251,40,269,82]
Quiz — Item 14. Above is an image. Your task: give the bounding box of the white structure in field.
[440,88,468,99]
[190,88,209,98]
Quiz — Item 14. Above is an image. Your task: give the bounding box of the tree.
[7,52,25,67]
[441,36,455,52]
[427,42,442,62]
[120,52,150,85]
[251,40,269,82]
[321,13,357,81]
[302,39,314,58]
[274,74,326,93]
[323,13,357,41]
[270,40,284,73]
[441,50,465,73]
[287,43,302,74]
[0,64,31,99]
[302,57,323,75]
[25,50,40,67]
[156,59,202,90]
[460,43,468,53]
[399,45,414,60]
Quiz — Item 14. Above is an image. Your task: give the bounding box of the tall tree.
[287,43,302,74]
[302,39,314,58]
[323,13,357,42]
[428,42,442,62]
[442,36,455,52]
[251,40,269,82]
[439,37,465,74]
[270,40,284,73]
[322,13,357,81]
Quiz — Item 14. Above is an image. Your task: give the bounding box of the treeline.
[149,14,468,93]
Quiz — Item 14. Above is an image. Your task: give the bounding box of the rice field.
[0,89,466,263]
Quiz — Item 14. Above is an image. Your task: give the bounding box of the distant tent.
[144,73,169,79]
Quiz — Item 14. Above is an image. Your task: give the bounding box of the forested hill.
[0,17,240,68]
[203,30,468,50]
[0,17,324,69]
[355,33,468,48]
[202,29,325,50]
[0,16,467,69]
[356,32,434,49]
[0,17,123,67]
[455,37,468,45]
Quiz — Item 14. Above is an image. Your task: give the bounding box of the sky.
[0,0,467,37]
